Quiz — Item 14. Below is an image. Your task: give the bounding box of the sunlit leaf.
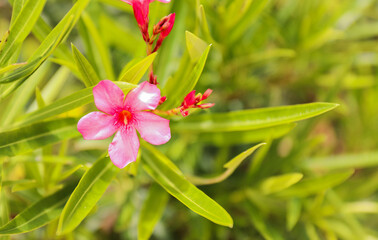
[260,173,303,194]
[118,53,157,84]
[163,44,211,109]
[185,31,208,62]
[71,43,100,87]
[277,170,354,197]
[305,151,378,170]
[196,124,296,146]
[0,0,47,67]
[172,103,338,132]
[141,143,233,227]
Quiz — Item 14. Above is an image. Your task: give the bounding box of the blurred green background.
[0,0,377,239]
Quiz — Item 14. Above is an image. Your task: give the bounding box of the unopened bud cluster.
[179,89,215,116]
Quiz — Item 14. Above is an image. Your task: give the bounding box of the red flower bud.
[202,89,213,100]
[160,13,175,39]
[159,96,167,105]
[197,103,215,109]
[182,90,196,107]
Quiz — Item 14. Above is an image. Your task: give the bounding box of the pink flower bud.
[198,103,215,109]
[159,13,175,39]
[202,89,213,100]
[180,109,189,117]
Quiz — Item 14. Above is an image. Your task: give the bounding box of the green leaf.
[15,81,137,127]
[0,0,47,67]
[304,151,378,170]
[185,31,208,62]
[81,12,114,80]
[71,43,100,87]
[228,0,269,43]
[141,143,233,227]
[118,53,157,84]
[138,183,169,240]
[277,170,355,197]
[163,44,211,110]
[188,143,265,185]
[196,124,296,146]
[260,173,303,194]
[0,118,79,157]
[172,102,339,132]
[0,0,89,96]
[0,183,76,235]
[244,199,284,240]
[57,156,120,234]
[0,62,49,127]
[0,62,26,75]
[286,198,301,231]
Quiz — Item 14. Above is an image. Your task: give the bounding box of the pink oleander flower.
[121,0,171,41]
[77,80,171,168]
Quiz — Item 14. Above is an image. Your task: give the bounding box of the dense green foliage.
[0,0,377,239]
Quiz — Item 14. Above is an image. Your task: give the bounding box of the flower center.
[120,110,133,125]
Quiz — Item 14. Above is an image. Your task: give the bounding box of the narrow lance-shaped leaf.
[0,0,47,67]
[141,143,233,227]
[277,170,355,197]
[186,31,208,62]
[0,182,77,235]
[0,118,79,157]
[57,156,120,235]
[286,198,301,231]
[172,102,339,132]
[81,12,114,80]
[197,124,296,146]
[188,143,265,185]
[304,151,378,170]
[260,173,304,195]
[162,43,211,110]
[138,183,169,240]
[71,43,100,87]
[0,0,90,99]
[118,53,157,84]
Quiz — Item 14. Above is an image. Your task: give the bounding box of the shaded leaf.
[188,143,265,185]
[138,183,169,240]
[0,183,76,235]
[0,118,79,157]
[57,156,120,234]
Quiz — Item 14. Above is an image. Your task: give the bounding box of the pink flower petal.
[77,112,118,140]
[133,111,171,145]
[121,0,170,6]
[120,0,132,4]
[93,80,125,115]
[108,126,140,168]
[124,81,161,111]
